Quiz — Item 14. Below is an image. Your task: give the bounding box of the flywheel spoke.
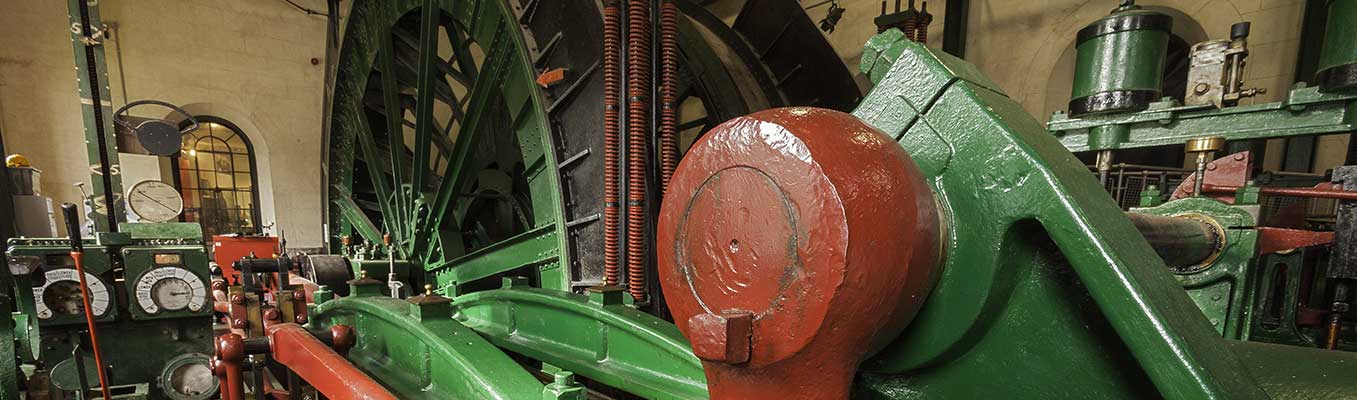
[419,27,508,265]
[378,41,411,243]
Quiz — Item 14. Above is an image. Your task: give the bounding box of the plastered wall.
[0,0,333,248]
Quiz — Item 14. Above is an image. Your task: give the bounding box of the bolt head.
[687,310,754,364]
[230,294,245,305]
[295,314,308,324]
[293,291,305,300]
[231,318,248,328]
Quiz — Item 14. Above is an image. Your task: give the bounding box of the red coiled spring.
[626,0,652,302]
[658,0,680,193]
[603,1,623,286]
[902,7,917,41]
[915,1,931,43]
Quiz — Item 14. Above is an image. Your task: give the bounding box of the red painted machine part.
[265,323,395,400]
[213,235,280,285]
[1172,151,1252,202]
[1255,227,1335,255]
[657,107,942,399]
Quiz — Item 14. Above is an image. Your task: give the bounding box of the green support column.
[66,0,124,232]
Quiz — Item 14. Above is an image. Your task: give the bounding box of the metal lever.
[385,234,403,299]
[61,203,112,400]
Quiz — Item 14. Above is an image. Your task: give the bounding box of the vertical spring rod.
[658,0,680,191]
[603,1,623,286]
[626,0,653,302]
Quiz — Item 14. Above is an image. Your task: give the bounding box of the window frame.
[171,116,264,235]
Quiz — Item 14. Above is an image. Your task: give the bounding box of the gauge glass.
[153,278,193,311]
[41,281,84,316]
[127,180,184,223]
[168,360,215,397]
[135,267,207,314]
[33,269,110,319]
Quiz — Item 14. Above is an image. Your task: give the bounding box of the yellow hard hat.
[5,154,30,168]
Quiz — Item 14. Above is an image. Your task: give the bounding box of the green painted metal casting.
[453,280,706,400]
[1133,198,1259,339]
[309,279,707,399]
[851,28,1357,399]
[1049,85,1357,152]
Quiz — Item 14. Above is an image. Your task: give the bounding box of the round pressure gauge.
[33,269,111,320]
[134,267,207,314]
[127,180,184,223]
[160,353,218,400]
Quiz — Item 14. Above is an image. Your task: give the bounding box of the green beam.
[1048,86,1357,152]
[333,185,383,245]
[454,284,707,400]
[429,225,557,289]
[310,293,544,399]
[410,0,442,195]
[66,0,124,231]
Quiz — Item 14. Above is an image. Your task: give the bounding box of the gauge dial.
[161,353,218,400]
[33,269,110,319]
[135,267,207,314]
[127,180,184,223]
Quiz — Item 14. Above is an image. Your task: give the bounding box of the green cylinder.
[1069,6,1172,116]
[1316,0,1357,92]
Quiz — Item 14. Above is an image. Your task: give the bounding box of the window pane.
[234,173,252,189]
[233,155,251,172]
[236,192,253,210]
[199,172,217,189]
[226,132,245,151]
[194,137,214,151]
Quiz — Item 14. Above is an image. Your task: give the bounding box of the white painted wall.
[0,0,333,247]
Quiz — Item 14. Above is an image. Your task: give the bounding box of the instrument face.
[161,353,217,400]
[127,180,184,223]
[135,266,207,314]
[33,269,110,319]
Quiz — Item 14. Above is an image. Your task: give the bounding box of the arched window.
[172,117,262,238]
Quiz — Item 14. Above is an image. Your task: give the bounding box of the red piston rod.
[265,323,391,399]
[215,324,385,400]
[1201,183,1357,201]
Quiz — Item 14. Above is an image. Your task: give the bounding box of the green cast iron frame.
[1049,85,1357,153]
[1132,198,1260,340]
[850,29,1357,398]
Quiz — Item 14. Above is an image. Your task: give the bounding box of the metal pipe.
[61,203,111,400]
[1126,212,1223,269]
[1202,184,1357,201]
[266,323,397,399]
